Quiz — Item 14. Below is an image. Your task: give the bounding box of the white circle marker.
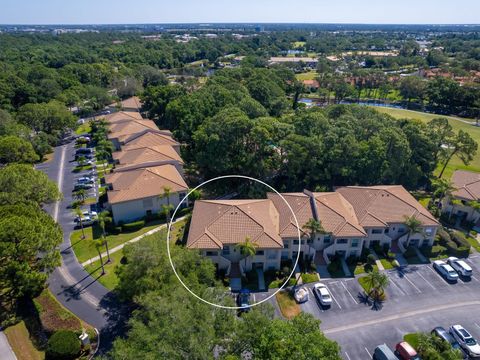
[166,175,302,310]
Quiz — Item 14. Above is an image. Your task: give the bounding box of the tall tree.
[235,236,259,271]
[438,130,478,178]
[0,136,39,164]
[97,211,112,263]
[403,215,423,246]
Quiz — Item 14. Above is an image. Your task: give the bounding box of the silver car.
[433,260,459,281]
[447,257,473,277]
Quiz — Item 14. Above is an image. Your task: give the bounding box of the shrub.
[386,251,396,260]
[367,254,376,265]
[122,220,145,232]
[404,246,417,258]
[346,255,356,265]
[46,330,81,360]
[451,230,470,248]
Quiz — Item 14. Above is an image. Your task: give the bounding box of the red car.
[395,342,420,360]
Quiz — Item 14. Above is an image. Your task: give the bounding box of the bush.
[386,251,396,260]
[46,330,81,360]
[367,254,376,265]
[451,230,470,248]
[122,220,145,232]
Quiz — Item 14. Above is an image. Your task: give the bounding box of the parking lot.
[297,255,480,359]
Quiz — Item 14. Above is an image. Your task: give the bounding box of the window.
[398,228,405,234]
[281,251,289,260]
[293,240,299,245]
[283,241,289,249]
[307,238,313,244]
[337,239,348,244]
[256,250,264,256]
[425,227,434,236]
[384,228,389,234]
[206,251,218,256]
[222,246,230,256]
[371,229,383,234]
[324,236,331,244]
[351,239,359,248]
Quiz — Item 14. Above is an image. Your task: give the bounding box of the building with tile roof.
[442,170,480,224]
[187,186,439,274]
[112,145,184,173]
[105,164,188,224]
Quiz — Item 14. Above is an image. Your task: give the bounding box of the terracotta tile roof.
[107,119,159,142]
[104,111,143,123]
[120,96,142,110]
[451,170,480,201]
[122,131,180,149]
[267,191,366,238]
[266,192,312,238]
[336,185,439,227]
[303,79,320,87]
[187,199,283,250]
[113,145,183,169]
[105,164,188,204]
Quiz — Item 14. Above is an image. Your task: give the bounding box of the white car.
[313,283,332,306]
[447,257,473,277]
[74,215,94,226]
[433,260,459,281]
[293,286,309,303]
[450,325,480,357]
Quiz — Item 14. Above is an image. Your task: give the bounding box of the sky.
[1,0,480,25]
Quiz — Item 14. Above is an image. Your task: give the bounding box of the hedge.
[46,330,81,360]
[122,220,145,232]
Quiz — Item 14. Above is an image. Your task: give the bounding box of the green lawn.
[301,273,319,283]
[75,122,91,135]
[353,263,378,275]
[373,107,480,179]
[296,71,318,81]
[403,333,420,349]
[4,321,45,360]
[466,235,480,252]
[293,41,306,48]
[84,250,124,290]
[70,219,169,263]
[357,276,373,293]
[379,258,395,270]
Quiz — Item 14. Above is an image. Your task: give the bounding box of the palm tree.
[431,178,455,206]
[74,189,87,204]
[159,186,173,221]
[162,186,172,206]
[403,215,423,247]
[302,218,325,243]
[235,236,259,271]
[160,203,174,223]
[74,207,85,239]
[97,211,112,263]
[94,238,106,275]
[363,270,389,300]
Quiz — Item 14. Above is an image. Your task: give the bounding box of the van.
[373,344,397,360]
[395,342,420,360]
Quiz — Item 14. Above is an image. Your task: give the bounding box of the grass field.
[75,122,91,135]
[293,41,306,48]
[4,321,45,360]
[296,71,318,81]
[70,219,168,263]
[373,107,480,179]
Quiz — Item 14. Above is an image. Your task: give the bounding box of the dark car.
[431,327,466,357]
[236,289,251,312]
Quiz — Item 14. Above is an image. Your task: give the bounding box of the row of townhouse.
[102,97,189,224]
[186,185,439,275]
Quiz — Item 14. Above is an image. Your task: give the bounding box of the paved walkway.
[0,331,17,360]
[256,268,266,291]
[340,257,352,277]
[395,252,409,267]
[414,247,428,263]
[370,249,385,271]
[81,216,187,267]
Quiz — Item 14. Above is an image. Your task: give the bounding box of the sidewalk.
[370,249,385,271]
[81,216,186,267]
[0,332,17,360]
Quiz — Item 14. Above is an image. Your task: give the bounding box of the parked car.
[236,289,251,312]
[447,257,473,277]
[77,159,94,166]
[75,147,94,155]
[373,344,397,360]
[74,183,93,190]
[431,327,465,356]
[450,325,480,358]
[77,177,95,184]
[313,283,332,307]
[74,215,94,226]
[293,286,309,303]
[433,260,459,281]
[395,341,420,360]
[75,210,97,220]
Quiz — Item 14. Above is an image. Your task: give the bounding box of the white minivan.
[447,257,473,277]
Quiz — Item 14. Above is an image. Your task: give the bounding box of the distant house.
[121,131,181,154]
[442,170,480,223]
[107,96,143,113]
[302,79,320,91]
[105,164,188,224]
[112,145,184,174]
[269,56,318,68]
[186,185,438,275]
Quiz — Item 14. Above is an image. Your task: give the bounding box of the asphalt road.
[37,141,127,354]
[297,255,480,359]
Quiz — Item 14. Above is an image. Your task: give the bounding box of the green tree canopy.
[0,135,39,164]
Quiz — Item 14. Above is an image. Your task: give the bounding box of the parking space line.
[475,323,480,330]
[340,281,358,304]
[327,286,342,309]
[402,273,422,293]
[415,270,436,290]
[472,276,479,282]
[364,347,372,358]
[308,288,324,312]
[388,278,406,295]
[426,265,448,282]
[344,351,351,360]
